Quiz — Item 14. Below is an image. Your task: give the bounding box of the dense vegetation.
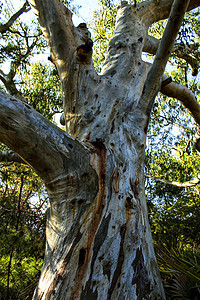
[0,0,199,298]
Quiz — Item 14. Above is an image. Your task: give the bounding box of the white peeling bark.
[0,0,199,299]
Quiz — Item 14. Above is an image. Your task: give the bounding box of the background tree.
[0,0,200,299]
[0,159,47,300]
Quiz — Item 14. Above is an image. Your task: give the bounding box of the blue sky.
[4,0,100,25]
[72,0,99,25]
[5,0,121,28]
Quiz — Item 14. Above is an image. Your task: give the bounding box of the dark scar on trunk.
[161,77,172,89]
[108,224,126,298]
[132,248,151,298]
[80,213,111,299]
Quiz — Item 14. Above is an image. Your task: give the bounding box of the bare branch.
[29,0,95,82]
[161,74,200,126]
[145,174,200,188]
[28,0,76,69]
[138,0,200,26]
[159,74,200,153]
[0,26,41,101]
[139,0,190,117]
[173,44,199,76]
[143,35,199,76]
[0,90,97,185]
[0,1,31,34]
[143,35,160,56]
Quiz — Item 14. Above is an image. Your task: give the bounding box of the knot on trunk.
[194,137,200,152]
[76,38,93,64]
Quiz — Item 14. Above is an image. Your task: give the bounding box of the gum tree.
[0,0,200,299]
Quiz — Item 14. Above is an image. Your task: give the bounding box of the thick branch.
[0,90,96,184]
[139,0,190,116]
[28,0,95,107]
[145,174,200,187]
[161,74,200,126]
[160,75,200,153]
[28,0,76,71]
[138,0,200,26]
[143,35,199,76]
[0,1,31,34]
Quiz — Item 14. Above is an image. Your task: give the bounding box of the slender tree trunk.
[6,246,14,300]
[6,176,24,300]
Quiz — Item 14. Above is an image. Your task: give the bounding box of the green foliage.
[21,62,62,120]
[0,0,47,66]
[0,58,62,298]
[157,246,200,299]
[91,0,117,71]
[146,49,200,248]
[0,155,47,299]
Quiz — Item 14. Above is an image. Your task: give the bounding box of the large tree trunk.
[1,0,200,299]
[33,2,164,298]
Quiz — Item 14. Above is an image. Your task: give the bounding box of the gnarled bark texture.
[0,0,200,299]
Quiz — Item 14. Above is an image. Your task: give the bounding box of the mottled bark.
[0,0,200,299]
